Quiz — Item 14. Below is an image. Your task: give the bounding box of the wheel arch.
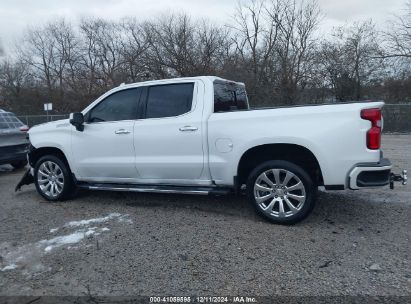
[29,146,71,171]
[237,143,324,187]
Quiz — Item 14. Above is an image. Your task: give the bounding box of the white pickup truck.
[15,76,407,224]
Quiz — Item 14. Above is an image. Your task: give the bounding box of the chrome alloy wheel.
[254,169,306,218]
[37,161,65,198]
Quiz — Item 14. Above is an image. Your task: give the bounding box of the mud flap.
[15,168,34,192]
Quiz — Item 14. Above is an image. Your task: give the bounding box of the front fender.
[28,120,73,167]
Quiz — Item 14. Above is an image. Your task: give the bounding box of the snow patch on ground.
[118,217,133,224]
[49,213,130,233]
[1,264,17,271]
[41,229,95,253]
[64,213,123,228]
[0,228,105,274]
[0,213,132,274]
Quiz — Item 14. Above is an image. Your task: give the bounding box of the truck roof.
[118,76,245,88]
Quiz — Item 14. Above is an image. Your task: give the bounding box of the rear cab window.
[213,80,249,113]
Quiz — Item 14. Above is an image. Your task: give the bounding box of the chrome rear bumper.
[348,159,392,190]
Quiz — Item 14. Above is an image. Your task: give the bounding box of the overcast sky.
[0,0,408,54]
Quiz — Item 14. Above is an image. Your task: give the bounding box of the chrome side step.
[77,183,232,196]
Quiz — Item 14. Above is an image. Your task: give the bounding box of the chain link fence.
[16,104,411,133]
[382,104,411,133]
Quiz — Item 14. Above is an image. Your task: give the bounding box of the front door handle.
[115,129,131,135]
[179,126,198,132]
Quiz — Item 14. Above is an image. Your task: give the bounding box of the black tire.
[34,155,75,201]
[11,160,28,169]
[246,160,316,225]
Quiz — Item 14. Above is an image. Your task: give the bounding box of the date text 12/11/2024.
[149,296,257,303]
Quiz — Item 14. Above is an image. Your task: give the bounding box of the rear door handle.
[179,126,198,132]
[115,129,131,135]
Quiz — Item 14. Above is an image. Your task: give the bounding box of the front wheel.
[246,160,316,225]
[34,155,75,201]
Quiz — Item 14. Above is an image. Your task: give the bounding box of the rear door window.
[145,83,194,119]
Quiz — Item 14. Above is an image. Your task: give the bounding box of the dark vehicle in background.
[0,109,29,168]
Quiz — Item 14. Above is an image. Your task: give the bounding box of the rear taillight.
[19,125,29,132]
[361,108,382,150]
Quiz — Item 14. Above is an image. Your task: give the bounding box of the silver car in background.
[0,109,30,168]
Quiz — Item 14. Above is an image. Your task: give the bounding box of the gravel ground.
[0,135,410,297]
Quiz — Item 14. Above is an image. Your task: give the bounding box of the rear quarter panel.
[207,102,384,187]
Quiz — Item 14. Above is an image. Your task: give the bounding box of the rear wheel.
[34,155,74,201]
[246,160,316,224]
[11,160,28,169]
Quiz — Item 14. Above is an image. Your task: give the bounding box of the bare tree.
[119,18,149,82]
[143,13,228,78]
[194,20,231,75]
[48,20,79,104]
[77,18,100,97]
[0,59,34,112]
[230,0,282,102]
[79,18,123,89]
[271,0,321,104]
[384,1,411,59]
[320,21,383,101]
[145,14,199,77]
[16,20,80,112]
[230,0,320,105]
[18,24,55,95]
[1,3,410,114]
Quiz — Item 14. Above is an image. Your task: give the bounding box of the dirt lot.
[0,135,410,297]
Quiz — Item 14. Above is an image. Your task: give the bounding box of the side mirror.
[69,112,84,131]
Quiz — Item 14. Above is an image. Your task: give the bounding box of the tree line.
[0,0,410,114]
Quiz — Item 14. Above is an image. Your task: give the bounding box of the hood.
[28,119,71,135]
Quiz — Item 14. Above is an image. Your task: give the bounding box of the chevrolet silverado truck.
[15,76,407,224]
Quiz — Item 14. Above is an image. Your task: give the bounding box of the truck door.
[133,81,208,184]
[71,88,141,182]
